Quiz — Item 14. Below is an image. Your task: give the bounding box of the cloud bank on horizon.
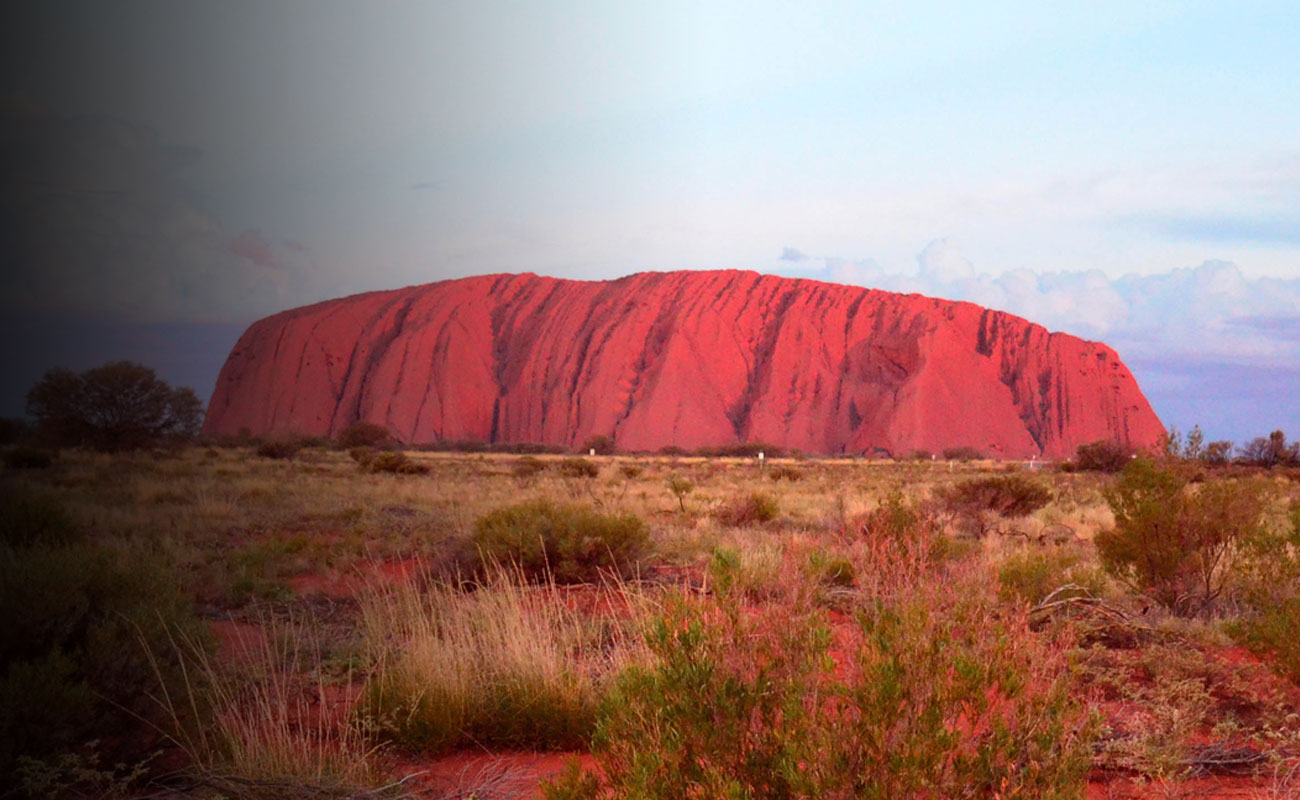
[773,239,1300,442]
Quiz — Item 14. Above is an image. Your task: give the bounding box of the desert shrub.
[715,491,779,526]
[1074,440,1132,472]
[695,442,785,458]
[767,464,803,482]
[666,475,694,512]
[908,449,935,461]
[365,451,429,475]
[3,446,55,470]
[347,445,376,466]
[658,445,686,456]
[941,445,984,461]
[0,487,79,547]
[360,572,641,753]
[558,457,599,479]
[1230,503,1300,680]
[1096,459,1267,614]
[546,569,1092,800]
[618,464,642,480]
[938,474,1053,537]
[513,456,547,478]
[851,493,968,591]
[806,549,855,588]
[256,439,302,460]
[470,500,650,583]
[0,535,207,785]
[336,421,395,449]
[997,547,1108,606]
[580,435,615,455]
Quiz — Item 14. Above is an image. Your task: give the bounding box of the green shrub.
[3,446,55,470]
[1230,502,1300,680]
[470,500,650,583]
[513,456,547,477]
[348,445,376,466]
[767,464,803,482]
[256,439,301,460]
[0,488,79,548]
[997,547,1107,606]
[545,575,1092,800]
[1074,440,1132,472]
[807,549,855,588]
[941,445,984,461]
[715,491,779,526]
[558,457,599,479]
[942,474,1053,519]
[1096,459,1266,614]
[365,451,429,474]
[0,538,208,784]
[337,421,396,449]
[666,475,694,512]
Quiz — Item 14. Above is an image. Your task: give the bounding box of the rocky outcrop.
[203,270,1164,458]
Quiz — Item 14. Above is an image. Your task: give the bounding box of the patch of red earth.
[1086,774,1265,799]
[210,618,267,661]
[387,751,596,799]
[288,556,422,599]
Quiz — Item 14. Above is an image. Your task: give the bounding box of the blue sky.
[2,1,1298,443]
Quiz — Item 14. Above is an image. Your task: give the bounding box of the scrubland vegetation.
[3,428,1300,798]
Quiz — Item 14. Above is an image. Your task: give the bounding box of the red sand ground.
[208,561,1297,799]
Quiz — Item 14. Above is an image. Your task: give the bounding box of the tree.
[26,361,203,451]
[1239,430,1297,467]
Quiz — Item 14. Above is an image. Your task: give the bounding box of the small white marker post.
[758,451,765,472]
[590,448,596,457]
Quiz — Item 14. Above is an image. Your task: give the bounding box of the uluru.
[202,270,1164,458]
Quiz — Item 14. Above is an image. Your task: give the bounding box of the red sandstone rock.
[203,271,1164,458]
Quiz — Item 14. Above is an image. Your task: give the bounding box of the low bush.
[694,442,785,458]
[1096,459,1267,614]
[256,439,302,460]
[715,491,779,526]
[0,524,208,786]
[0,488,79,547]
[941,445,984,461]
[365,451,429,475]
[3,446,55,470]
[1230,502,1300,680]
[997,546,1108,606]
[666,475,694,512]
[1074,440,1132,472]
[546,570,1092,800]
[513,456,547,478]
[348,445,377,466]
[806,549,855,588]
[469,500,650,583]
[558,457,599,479]
[336,421,396,449]
[766,464,802,481]
[938,475,1053,537]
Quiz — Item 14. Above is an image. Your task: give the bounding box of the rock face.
[203,270,1164,458]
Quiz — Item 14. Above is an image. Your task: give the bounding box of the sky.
[2,0,1298,444]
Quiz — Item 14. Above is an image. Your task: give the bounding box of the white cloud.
[806,240,1300,370]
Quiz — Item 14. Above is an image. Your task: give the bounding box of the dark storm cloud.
[0,112,314,323]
